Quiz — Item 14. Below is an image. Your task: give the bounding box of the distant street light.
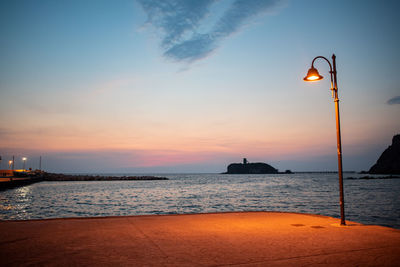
[303,54,346,226]
[22,157,27,171]
[9,160,13,169]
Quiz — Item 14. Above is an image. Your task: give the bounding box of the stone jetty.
[42,172,168,181]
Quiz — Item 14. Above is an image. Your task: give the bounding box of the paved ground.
[1,212,399,266]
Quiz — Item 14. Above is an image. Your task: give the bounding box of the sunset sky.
[1,0,399,173]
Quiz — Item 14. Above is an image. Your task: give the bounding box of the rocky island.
[368,134,400,174]
[223,158,285,174]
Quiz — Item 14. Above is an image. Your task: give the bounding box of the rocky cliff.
[226,162,278,174]
[369,134,400,174]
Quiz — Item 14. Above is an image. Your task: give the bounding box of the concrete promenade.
[1,212,399,266]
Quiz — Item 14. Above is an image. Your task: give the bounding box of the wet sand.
[1,212,399,266]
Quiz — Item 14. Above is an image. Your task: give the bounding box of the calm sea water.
[1,173,399,229]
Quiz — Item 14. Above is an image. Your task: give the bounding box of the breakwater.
[42,173,168,181]
[0,172,168,191]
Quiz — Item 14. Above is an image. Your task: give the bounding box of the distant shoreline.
[346,175,400,180]
[293,171,358,173]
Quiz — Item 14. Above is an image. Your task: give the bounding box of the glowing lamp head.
[22,157,27,161]
[303,67,323,81]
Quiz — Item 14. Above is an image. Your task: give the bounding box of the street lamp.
[303,54,346,226]
[22,157,27,171]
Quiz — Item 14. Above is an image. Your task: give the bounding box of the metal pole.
[332,54,346,225]
[12,155,15,170]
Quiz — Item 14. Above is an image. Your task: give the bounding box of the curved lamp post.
[303,54,346,225]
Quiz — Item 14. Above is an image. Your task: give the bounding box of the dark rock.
[369,134,400,174]
[225,162,278,174]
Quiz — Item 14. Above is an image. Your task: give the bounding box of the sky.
[0,0,399,173]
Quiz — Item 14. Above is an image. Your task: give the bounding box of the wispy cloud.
[138,0,282,62]
[387,96,400,105]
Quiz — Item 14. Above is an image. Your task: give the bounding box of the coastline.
[1,211,399,266]
[2,173,399,229]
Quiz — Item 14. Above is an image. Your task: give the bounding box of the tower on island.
[226,159,278,174]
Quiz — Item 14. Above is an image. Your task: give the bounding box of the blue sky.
[0,0,399,173]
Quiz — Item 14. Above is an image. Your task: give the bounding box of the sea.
[1,173,399,229]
